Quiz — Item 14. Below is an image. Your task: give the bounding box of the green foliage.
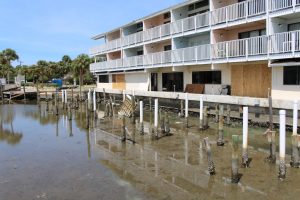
[0,49,95,86]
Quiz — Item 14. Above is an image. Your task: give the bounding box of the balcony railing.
[212,0,266,25]
[90,0,300,56]
[92,33,286,72]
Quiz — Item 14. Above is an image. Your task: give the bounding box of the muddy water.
[1,103,300,200]
[0,103,148,200]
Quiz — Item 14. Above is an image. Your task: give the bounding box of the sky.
[0,0,183,66]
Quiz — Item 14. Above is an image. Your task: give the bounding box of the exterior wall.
[231,62,271,98]
[211,0,237,10]
[107,30,121,41]
[107,51,121,60]
[212,22,266,43]
[272,67,300,101]
[144,14,169,29]
[125,73,150,91]
[97,74,112,89]
[145,40,171,54]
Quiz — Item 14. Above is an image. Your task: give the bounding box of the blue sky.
[0,0,183,66]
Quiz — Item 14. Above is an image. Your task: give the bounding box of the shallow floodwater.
[1,102,300,200]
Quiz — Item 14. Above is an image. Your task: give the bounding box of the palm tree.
[72,54,91,100]
[1,49,19,83]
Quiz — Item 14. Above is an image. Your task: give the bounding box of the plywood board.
[231,66,244,96]
[112,74,126,90]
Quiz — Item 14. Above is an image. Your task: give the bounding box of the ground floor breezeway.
[95,61,300,101]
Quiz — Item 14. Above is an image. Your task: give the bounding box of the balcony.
[211,0,266,26]
[90,11,210,55]
[90,30,300,72]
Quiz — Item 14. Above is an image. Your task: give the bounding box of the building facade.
[90,0,300,101]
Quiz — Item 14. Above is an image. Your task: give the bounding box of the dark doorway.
[162,72,183,92]
[151,73,158,91]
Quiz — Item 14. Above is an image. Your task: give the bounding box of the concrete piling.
[242,107,250,167]
[139,101,144,135]
[93,90,96,112]
[278,110,286,180]
[185,93,189,128]
[154,99,159,138]
[232,135,240,184]
[203,137,216,175]
[199,95,203,130]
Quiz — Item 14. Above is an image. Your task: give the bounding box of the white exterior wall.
[97,74,112,89]
[125,73,149,91]
[272,67,300,101]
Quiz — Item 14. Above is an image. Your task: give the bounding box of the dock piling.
[139,101,144,135]
[232,135,240,183]
[203,137,216,175]
[226,105,231,125]
[279,110,286,180]
[217,115,225,146]
[242,107,250,167]
[154,99,159,139]
[185,93,189,128]
[199,95,203,130]
[291,100,299,168]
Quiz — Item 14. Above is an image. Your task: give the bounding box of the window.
[164,45,172,51]
[99,75,109,83]
[192,71,221,84]
[162,72,183,92]
[238,29,266,39]
[164,12,170,19]
[288,22,300,31]
[188,0,209,11]
[283,66,300,85]
[137,50,144,55]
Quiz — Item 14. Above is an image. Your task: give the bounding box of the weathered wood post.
[103,88,106,103]
[122,116,126,141]
[199,95,204,130]
[0,82,4,103]
[215,104,219,123]
[268,88,273,130]
[279,110,286,180]
[154,99,159,138]
[46,92,49,112]
[160,108,165,134]
[239,105,243,118]
[226,105,231,125]
[88,89,91,105]
[61,90,64,104]
[203,106,209,129]
[68,103,72,121]
[139,101,144,135]
[232,135,240,183]
[185,93,189,128]
[122,90,125,102]
[55,90,59,116]
[203,137,216,175]
[180,99,184,117]
[242,107,250,167]
[291,100,300,168]
[165,111,170,134]
[217,115,225,146]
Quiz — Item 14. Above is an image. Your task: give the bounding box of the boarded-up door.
[231,63,271,98]
[112,74,126,90]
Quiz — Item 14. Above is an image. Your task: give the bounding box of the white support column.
[185,93,189,118]
[62,90,64,103]
[154,99,158,128]
[140,101,143,124]
[293,100,298,135]
[242,107,249,149]
[200,95,203,121]
[93,90,97,111]
[65,90,68,103]
[88,89,91,104]
[279,110,286,160]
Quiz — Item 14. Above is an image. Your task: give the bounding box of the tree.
[1,49,19,83]
[72,54,91,99]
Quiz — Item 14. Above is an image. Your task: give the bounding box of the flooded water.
[1,102,300,200]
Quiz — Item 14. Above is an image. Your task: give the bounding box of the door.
[151,73,158,91]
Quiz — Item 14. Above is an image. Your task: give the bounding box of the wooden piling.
[139,101,144,135]
[232,135,240,183]
[203,106,209,130]
[203,137,215,175]
[165,111,170,134]
[217,116,225,146]
[215,104,219,123]
[226,105,231,125]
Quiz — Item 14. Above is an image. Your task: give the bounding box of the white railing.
[212,0,266,25]
[270,0,293,11]
[91,31,300,72]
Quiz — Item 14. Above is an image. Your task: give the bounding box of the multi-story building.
[89,0,300,101]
